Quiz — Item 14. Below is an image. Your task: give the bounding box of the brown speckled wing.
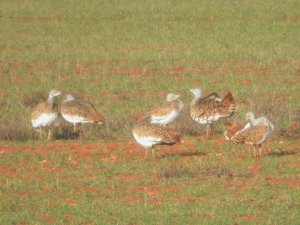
[61,100,103,123]
[231,124,269,145]
[31,102,58,121]
[146,100,181,117]
[132,123,180,144]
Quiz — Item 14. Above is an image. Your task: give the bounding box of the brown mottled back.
[231,124,269,145]
[135,99,182,121]
[191,91,237,120]
[224,122,244,140]
[132,123,181,145]
[61,100,104,124]
[31,102,59,121]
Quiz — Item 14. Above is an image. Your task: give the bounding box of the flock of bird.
[31,88,274,157]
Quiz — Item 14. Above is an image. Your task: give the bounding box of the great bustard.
[136,93,184,127]
[31,90,62,140]
[190,88,237,137]
[61,95,105,138]
[224,112,274,157]
[132,118,181,158]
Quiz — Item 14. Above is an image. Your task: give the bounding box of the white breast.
[32,113,59,128]
[133,133,162,149]
[192,113,221,124]
[62,114,91,124]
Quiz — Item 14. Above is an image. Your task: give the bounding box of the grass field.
[1,0,300,224]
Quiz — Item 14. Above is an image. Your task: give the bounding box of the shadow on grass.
[267,150,298,157]
[160,151,207,158]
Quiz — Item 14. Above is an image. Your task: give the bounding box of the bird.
[190,88,237,137]
[224,112,274,157]
[135,93,184,127]
[132,117,181,158]
[60,94,105,138]
[31,89,62,140]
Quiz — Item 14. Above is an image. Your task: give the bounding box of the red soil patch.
[118,174,142,181]
[74,186,100,195]
[264,175,300,190]
[213,137,228,149]
[84,186,99,193]
[130,67,141,76]
[99,155,119,163]
[169,67,189,75]
[175,196,198,202]
[234,214,264,222]
[165,184,186,192]
[238,78,252,85]
[221,178,261,197]
[264,175,282,185]
[125,143,144,152]
[248,161,261,174]
[44,215,55,224]
[107,216,118,222]
[77,148,95,158]
[0,145,33,154]
[292,15,300,21]
[104,143,121,152]
[19,191,39,198]
[66,199,79,206]
[45,167,64,173]
[0,166,19,175]
[126,197,144,204]
[151,198,163,205]
[65,214,75,221]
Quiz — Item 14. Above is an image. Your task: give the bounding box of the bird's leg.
[78,124,83,139]
[144,150,148,159]
[206,124,212,137]
[253,146,256,157]
[39,127,43,140]
[258,144,262,157]
[152,147,155,158]
[73,124,77,133]
[48,128,52,140]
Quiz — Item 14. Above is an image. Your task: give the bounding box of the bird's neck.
[47,96,54,107]
[191,94,201,105]
[251,117,266,126]
[177,99,184,111]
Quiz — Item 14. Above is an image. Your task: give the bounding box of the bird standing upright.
[31,90,62,140]
[132,118,181,158]
[61,95,105,138]
[136,93,183,127]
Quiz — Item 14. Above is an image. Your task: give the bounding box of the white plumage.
[132,133,162,149]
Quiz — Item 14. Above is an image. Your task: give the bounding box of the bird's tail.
[222,91,238,115]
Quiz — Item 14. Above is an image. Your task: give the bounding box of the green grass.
[0,139,299,224]
[1,0,300,224]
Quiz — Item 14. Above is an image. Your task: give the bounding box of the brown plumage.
[136,93,183,127]
[224,112,274,157]
[31,90,62,140]
[230,124,269,145]
[224,122,244,141]
[61,95,104,137]
[190,88,237,136]
[132,120,181,158]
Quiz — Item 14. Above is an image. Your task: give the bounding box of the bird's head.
[189,88,202,98]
